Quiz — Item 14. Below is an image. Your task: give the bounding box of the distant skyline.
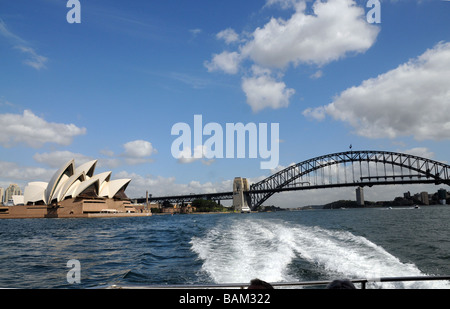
[1,0,449,207]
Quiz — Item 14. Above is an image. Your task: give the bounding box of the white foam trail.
[190,218,450,288]
[191,219,297,283]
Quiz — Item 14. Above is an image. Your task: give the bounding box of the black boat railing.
[104,275,450,289]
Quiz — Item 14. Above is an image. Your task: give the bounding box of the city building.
[1,159,151,219]
[420,191,430,205]
[4,184,22,204]
[404,191,411,199]
[160,203,194,214]
[438,188,447,205]
[0,187,4,205]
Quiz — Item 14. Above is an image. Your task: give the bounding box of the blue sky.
[1,0,450,206]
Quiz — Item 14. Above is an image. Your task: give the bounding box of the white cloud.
[302,106,326,121]
[32,150,124,171]
[0,110,86,148]
[265,0,299,9]
[204,51,241,74]
[122,140,157,165]
[123,140,156,158]
[176,147,198,164]
[175,145,210,164]
[270,162,297,174]
[241,0,379,68]
[216,28,240,44]
[33,151,93,169]
[205,0,379,112]
[14,45,48,70]
[115,171,233,199]
[0,19,21,41]
[310,70,323,79]
[31,140,157,172]
[400,147,435,160]
[0,19,48,70]
[0,160,53,184]
[304,41,450,141]
[169,72,211,89]
[189,28,202,37]
[242,66,295,112]
[100,149,115,157]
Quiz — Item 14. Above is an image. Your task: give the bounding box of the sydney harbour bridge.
[135,150,450,211]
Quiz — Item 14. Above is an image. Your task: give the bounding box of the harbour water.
[0,205,449,289]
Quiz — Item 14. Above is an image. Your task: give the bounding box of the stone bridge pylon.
[233,177,251,213]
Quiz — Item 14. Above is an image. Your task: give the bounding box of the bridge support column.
[233,177,251,213]
[356,187,365,206]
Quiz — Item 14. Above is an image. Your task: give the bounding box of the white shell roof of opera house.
[23,159,131,205]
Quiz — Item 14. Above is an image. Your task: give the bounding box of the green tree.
[191,199,230,212]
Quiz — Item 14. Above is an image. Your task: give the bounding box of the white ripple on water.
[190,218,450,289]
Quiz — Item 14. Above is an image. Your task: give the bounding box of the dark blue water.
[1,206,449,288]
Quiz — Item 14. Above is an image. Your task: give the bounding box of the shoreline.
[0,212,153,220]
[4,204,448,219]
[0,210,256,220]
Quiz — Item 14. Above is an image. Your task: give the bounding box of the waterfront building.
[438,188,447,205]
[356,187,365,206]
[1,159,150,219]
[420,192,430,205]
[404,191,411,199]
[0,187,4,205]
[4,184,22,204]
[161,203,194,214]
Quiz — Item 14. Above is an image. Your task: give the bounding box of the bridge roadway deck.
[135,191,234,204]
[134,179,442,205]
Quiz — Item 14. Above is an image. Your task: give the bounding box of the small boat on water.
[414,205,420,209]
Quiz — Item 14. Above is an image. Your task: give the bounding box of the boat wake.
[190,218,450,288]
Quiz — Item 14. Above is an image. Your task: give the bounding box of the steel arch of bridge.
[249,150,450,210]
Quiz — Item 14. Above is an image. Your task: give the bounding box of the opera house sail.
[1,159,147,219]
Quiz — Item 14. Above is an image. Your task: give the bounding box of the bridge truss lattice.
[249,150,450,210]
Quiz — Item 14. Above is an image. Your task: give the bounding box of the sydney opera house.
[1,159,148,219]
